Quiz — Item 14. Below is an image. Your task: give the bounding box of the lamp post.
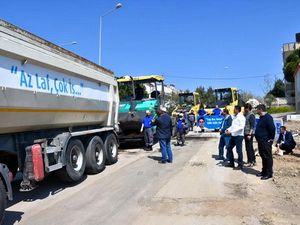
[99,3,122,65]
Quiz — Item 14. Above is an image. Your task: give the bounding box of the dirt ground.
[251,118,300,225]
[274,120,300,211]
[283,120,300,132]
[133,138,300,225]
[272,149,300,214]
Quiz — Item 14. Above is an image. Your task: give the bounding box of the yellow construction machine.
[172,92,200,117]
[205,87,243,115]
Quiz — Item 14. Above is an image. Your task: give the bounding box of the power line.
[165,73,281,80]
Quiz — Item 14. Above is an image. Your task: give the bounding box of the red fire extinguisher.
[31,144,45,182]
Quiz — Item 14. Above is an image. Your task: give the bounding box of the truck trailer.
[0,19,119,222]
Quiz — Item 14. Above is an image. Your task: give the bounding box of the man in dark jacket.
[218,108,232,161]
[244,103,256,167]
[276,126,296,155]
[254,104,275,180]
[152,106,173,163]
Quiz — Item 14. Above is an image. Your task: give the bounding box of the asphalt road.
[4,139,203,225]
[3,138,300,225]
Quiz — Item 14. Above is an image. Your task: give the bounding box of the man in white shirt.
[225,105,246,170]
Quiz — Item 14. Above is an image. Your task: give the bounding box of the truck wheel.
[0,179,6,224]
[85,136,106,174]
[104,134,118,165]
[58,139,86,182]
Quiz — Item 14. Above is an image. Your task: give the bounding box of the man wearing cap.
[152,106,173,163]
[255,104,275,180]
[140,110,154,151]
[176,113,186,146]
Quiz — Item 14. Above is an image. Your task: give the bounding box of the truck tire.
[85,136,106,174]
[0,179,6,224]
[104,134,118,165]
[58,139,86,182]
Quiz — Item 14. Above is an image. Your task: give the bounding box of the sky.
[1,0,300,96]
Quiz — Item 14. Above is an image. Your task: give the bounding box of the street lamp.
[99,3,122,65]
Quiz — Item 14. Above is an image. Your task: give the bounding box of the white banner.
[0,55,109,101]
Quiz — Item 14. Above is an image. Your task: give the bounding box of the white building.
[294,64,300,113]
[282,35,300,105]
[144,83,179,97]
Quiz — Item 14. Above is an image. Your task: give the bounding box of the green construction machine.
[117,75,165,144]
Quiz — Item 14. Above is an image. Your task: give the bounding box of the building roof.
[117,75,164,83]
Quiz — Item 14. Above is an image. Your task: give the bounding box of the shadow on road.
[215,159,261,176]
[211,154,219,160]
[242,167,260,176]
[148,156,162,162]
[3,173,88,224]
[7,174,87,208]
[119,141,144,150]
[3,210,24,225]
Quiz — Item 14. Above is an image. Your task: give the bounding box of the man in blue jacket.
[276,126,296,155]
[152,106,173,163]
[218,108,232,161]
[140,110,154,151]
[212,105,221,115]
[255,104,275,180]
[198,106,207,117]
[176,113,186,146]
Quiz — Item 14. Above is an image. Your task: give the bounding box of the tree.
[195,86,206,102]
[262,76,274,97]
[239,90,256,102]
[118,83,147,100]
[204,86,216,107]
[118,84,133,100]
[195,86,216,107]
[283,49,300,82]
[264,93,276,108]
[268,79,285,97]
[165,91,179,113]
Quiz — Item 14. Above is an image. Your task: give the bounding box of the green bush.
[283,49,300,82]
[267,106,295,114]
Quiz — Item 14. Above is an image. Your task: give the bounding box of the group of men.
[140,103,297,172]
[218,103,296,180]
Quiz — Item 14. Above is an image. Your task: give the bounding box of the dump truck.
[0,19,119,222]
[117,75,165,144]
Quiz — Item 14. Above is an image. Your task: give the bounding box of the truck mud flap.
[19,146,38,192]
